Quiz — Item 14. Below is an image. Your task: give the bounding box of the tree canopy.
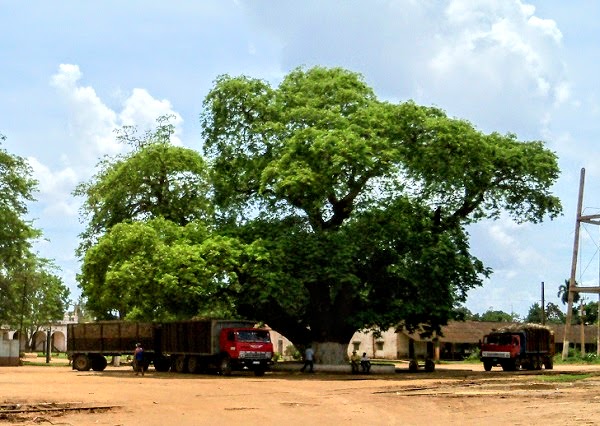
[74,117,212,253]
[199,66,561,348]
[77,67,562,362]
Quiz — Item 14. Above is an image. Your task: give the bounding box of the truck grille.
[239,351,272,359]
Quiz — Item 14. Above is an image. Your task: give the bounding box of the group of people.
[300,346,372,374]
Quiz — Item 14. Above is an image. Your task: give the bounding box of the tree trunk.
[313,342,348,365]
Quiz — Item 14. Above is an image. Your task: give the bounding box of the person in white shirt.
[300,345,315,373]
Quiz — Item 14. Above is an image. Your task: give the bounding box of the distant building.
[347,321,600,360]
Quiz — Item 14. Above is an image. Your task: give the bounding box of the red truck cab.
[219,328,273,375]
[480,332,523,371]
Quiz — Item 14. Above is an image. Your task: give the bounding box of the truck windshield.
[236,330,271,342]
[485,334,513,345]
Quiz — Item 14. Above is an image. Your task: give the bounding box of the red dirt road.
[1,361,600,425]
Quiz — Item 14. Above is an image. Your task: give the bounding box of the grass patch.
[21,361,69,367]
[536,373,591,383]
[552,351,600,365]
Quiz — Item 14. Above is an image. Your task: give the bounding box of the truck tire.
[425,359,435,372]
[408,359,418,372]
[91,355,108,371]
[220,356,232,376]
[187,356,200,374]
[483,361,493,371]
[174,355,187,373]
[154,355,171,372]
[253,367,265,377]
[544,357,554,370]
[73,354,91,371]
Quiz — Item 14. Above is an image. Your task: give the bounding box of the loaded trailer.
[67,320,273,376]
[480,323,554,371]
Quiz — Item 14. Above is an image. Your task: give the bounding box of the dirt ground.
[1,359,600,426]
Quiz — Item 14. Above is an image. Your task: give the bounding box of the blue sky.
[2,0,599,317]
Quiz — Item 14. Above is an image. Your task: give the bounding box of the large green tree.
[76,118,244,320]
[0,134,70,342]
[76,68,561,364]
[199,66,561,362]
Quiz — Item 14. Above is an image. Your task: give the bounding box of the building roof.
[402,321,600,344]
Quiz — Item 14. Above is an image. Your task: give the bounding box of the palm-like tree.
[557,279,581,305]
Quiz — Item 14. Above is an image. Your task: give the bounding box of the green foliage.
[198,66,560,345]
[557,279,580,306]
[74,115,212,254]
[553,350,600,365]
[477,309,519,322]
[525,302,565,324]
[79,217,249,320]
[0,135,68,336]
[580,300,599,324]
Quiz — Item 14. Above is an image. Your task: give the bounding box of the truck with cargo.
[67,320,273,376]
[480,324,554,371]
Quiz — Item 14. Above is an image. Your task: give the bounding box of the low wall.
[271,362,396,375]
[0,339,20,366]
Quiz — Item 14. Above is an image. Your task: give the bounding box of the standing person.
[350,350,360,374]
[134,343,145,376]
[300,345,315,373]
[360,352,371,373]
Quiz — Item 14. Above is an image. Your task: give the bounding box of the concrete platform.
[271,361,396,374]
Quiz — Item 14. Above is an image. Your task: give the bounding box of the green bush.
[553,350,600,365]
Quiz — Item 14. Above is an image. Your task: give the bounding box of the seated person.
[360,352,371,373]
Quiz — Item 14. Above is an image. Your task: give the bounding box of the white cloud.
[431,0,567,109]
[51,63,184,166]
[51,64,121,160]
[27,156,79,217]
[119,88,184,145]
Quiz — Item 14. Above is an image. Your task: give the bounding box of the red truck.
[480,324,554,371]
[67,319,273,376]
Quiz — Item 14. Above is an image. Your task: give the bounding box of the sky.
[2,0,600,318]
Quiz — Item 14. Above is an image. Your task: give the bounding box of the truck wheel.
[73,354,91,371]
[483,361,493,372]
[254,368,265,377]
[220,356,232,376]
[91,355,108,371]
[154,356,170,372]
[187,356,200,374]
[408,359,418,372]
[174,355,188,373]
[425,359,435,372]
[544,357,554,370]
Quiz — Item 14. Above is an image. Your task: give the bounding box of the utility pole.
[580,303,585,357]
[541,281,545,325]
[562,168,600,359]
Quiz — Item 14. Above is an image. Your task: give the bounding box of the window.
[376,341,384,351]
[236,330,271,342]
[352,342,360,352]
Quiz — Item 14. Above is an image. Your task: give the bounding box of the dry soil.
[1,359,600,426]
